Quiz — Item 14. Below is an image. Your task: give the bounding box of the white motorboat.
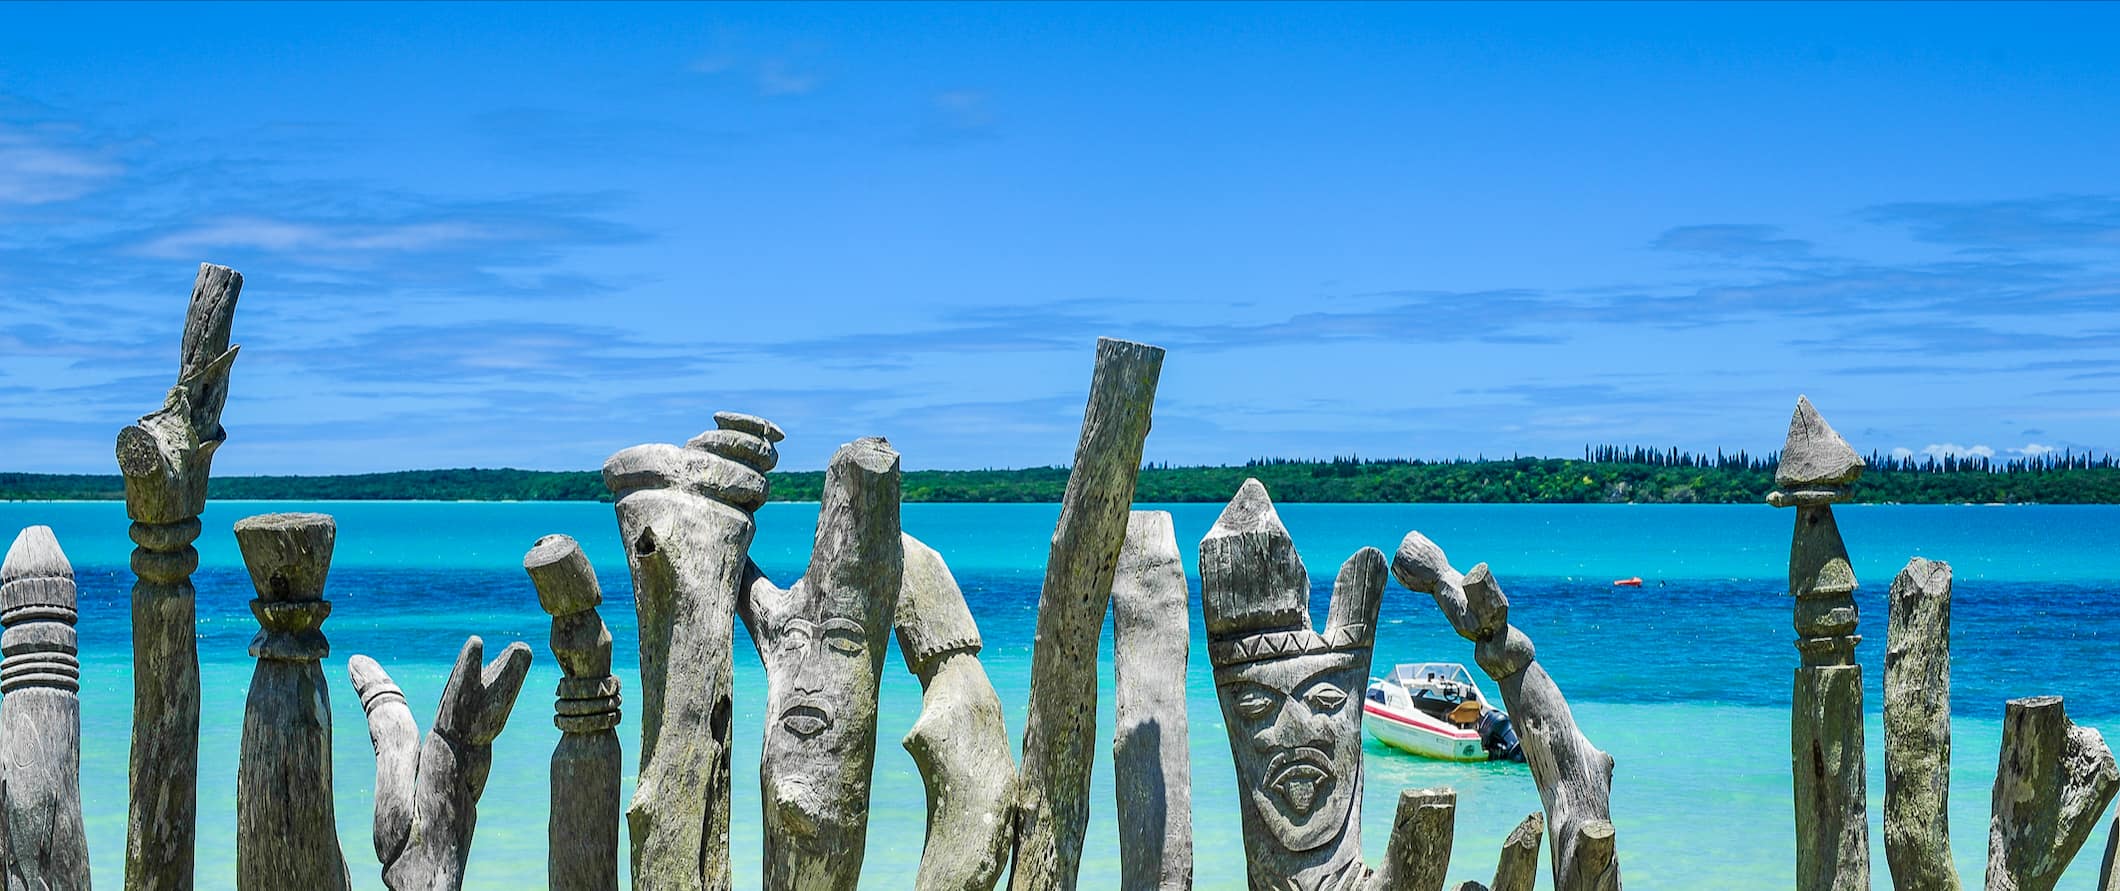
[1363,662,1523,763]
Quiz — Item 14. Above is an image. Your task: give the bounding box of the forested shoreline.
[8,447,2119,504]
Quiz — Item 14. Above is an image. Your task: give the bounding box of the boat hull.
[1363,703,1487,762]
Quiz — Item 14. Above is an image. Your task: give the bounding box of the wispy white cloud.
[0,126,120,205]
[1917,443,1996,459]
[2010,443,2057,456]
[135,218,500,260]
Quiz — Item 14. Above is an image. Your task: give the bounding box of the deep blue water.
[9,500,2120,888]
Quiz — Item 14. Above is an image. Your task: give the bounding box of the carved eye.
[1235,688,1277,720]
[1305,684,1348,713]
[822,619,866,656]
[780,618,815,651]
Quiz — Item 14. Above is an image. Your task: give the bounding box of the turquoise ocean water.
[4,500,2119,889]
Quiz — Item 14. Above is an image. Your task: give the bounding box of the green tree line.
[7,446,2119,503]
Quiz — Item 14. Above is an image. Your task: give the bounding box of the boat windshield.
[1387,662,1475,688]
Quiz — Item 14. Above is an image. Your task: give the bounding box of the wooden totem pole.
[232,512,352,891]
[526,534,623,891]
[1112,510,1193,891]
[1768,397,1867,891]
[738,437,903,891]
[1392,533,1618,891]
[604,410,781,890]
[351,637,534,891]
[1,526,90,891]
[117,262,241,891]
[1198,478,1394,891]
[895,534,1015,891]
[1012,337,1164,891]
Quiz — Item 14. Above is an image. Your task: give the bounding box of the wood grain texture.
[1392,534,1618,891]
[233,513,351,891]
[1202,480,1385,891]
[1011,337,1163,891]
[1,526,90,891]
[351,638,534,891]
[1884,558,1958,891]
[603,412,779,891]
[1986,696,2120,891]
[526,534,622,891]
[1112,510,1192,891]
[118,263,241,891]
[738,438,902,891]
[896,535,1014,891]
[1370,788,1455,891]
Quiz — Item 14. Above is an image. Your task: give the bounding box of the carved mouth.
[780,703,831,739]
[1265,750,1336,817]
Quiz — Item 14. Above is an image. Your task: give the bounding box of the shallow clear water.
[7,500,2120,888]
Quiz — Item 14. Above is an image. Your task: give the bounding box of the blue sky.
[4,2,2120,473]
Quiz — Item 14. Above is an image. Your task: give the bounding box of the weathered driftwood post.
[116,262,241,891]
[1985,696,2119,891]
[526,534,623,891]
[895,535,1015,891]
[1012,337,1164,891]
[1,526,90,891]
[1372,788,1456,891]
[351,637,534,891]
[604,410,781,891]
[1884,557,1958,890]
[738,438,903,891]
[232,513,351,891]
[1111,510,1192,891]
[1392,533,1618,891]
[1199,479,1387,890]
[1488,813,1545,891]
[1767,396,1868,891]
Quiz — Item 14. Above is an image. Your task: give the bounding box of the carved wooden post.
[1391,533,1618,891]
[1011,337,1164,891]
[117,262,241,891]
[351,637,534,891]
[1371,788,1456,891]
[233,513,351,891]
[895,534,1015,891]
[1488,812,1544,891]
[1986,696,2119,891]
[604,410,781,891]
[1885,557,1958,890]
[1,526,90,891]
[1112,510,1192,891]
[1768,396,1868,891]
[526,534,622,891]
[1199,479,1385,890]
[737,437,902,891]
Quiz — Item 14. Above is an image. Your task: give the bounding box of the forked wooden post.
[233,513,351,891]
[1986,696,2119,891]
[1,526,90,891]
[603,410,781,890]
[1391,533,1618,891]
[351,637,534,891]
[895,535,1015,891]
[1011,337,1163,891]
[1768,396,1868,891]
[117,262,241,891]
[737,437,903,891]
[1112,510,1192,891]
[1199,479,1387,889]
[526,534,622,891]
[1884,557,1958,890]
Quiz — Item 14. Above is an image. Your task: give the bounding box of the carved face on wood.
[1216,648,1365,852]
[770,608,875,744]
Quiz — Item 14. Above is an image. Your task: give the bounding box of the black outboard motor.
[1478,709,1525,762]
